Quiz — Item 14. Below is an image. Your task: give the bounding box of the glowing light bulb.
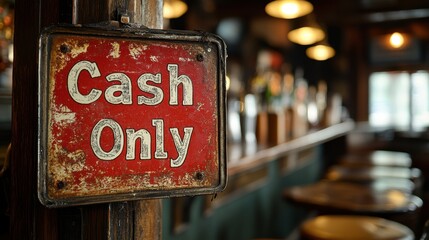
[163,0,188,19]
[266,0,313,19]
[226,75,231,91]
[288,27,325,45]
[306,44,335,61]
[281,3,299,16]
[389,32,404,49]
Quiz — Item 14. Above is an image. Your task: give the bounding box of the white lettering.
[170,127,193,168]
[126,129,151,160]
[152,119,167,159]
[90,118,193,167]
[105,73,133,104]
[69,61,198,167]
[67,61,195,106]
[91,119,123,160]
[168,64,193,106]
[137,73,163,105]
[68,61,102,104]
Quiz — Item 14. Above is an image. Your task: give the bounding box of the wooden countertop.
[227,121,355,175]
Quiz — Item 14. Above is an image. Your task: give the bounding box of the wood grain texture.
[134,200,162,240]
[11,0,60,238]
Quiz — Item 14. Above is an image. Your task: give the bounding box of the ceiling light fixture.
[163,0,188,19]
[389,32,405,49]
[265,0,313,19]
[288,26,325,45]
[287,14,326,45]
[306,44,335,61]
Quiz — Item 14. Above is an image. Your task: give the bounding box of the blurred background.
[3,0,429,239]
[164,0,429,134]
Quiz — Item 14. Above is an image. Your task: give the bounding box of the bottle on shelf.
[291,68,309,138]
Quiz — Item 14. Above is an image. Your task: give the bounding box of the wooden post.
[132,1,163,238]
[142,0,164,29]
[107,1,163,239]
[134,200,163,240]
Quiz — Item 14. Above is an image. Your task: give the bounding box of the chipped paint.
[70,43,89,58]
[109,42,121,58]
[51,39,89,74]
[179,57,193,62]
[197,102,204,111]
[150,55,159,62]
[128,43,147,60]
[52,104,76,125]
[66,150,86,172]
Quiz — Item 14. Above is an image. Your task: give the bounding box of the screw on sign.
[38,26,227,207]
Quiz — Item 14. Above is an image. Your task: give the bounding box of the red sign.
[38,26,227,207]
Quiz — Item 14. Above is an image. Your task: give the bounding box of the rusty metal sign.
[38,25,227,207]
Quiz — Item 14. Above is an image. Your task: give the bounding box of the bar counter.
[228,120,355,175]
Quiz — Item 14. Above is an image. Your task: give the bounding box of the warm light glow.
[226,75,231,91]
[163,0,188,19]
[288,26,325,45]
[389,32,405,48]
[265,0,313,19]
[8,44,13,62]
[306,44,335,61]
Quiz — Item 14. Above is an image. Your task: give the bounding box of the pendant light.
[287,15,325,45]
[265,0,313,19]
[288,27,325,45]
[388,32,407,49]
[306,43,335,61]
[164,0,188,19]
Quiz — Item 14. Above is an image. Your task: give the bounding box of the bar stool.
[283,181,423,232]
[324,165,423,195]
[300,215,414,240]
[338,150,412,168]
[324,177,415,193]
[325,165,421,181]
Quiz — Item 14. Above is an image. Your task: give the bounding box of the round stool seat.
[325,166,421,182]
[283,181,423,214]
[284,181,423,234]
[301,215,414,240]
[324,165,423,196]
[339,150,412,168]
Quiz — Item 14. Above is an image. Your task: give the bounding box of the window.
[369,71,429,131]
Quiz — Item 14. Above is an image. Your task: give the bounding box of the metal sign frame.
[38,25,227,207]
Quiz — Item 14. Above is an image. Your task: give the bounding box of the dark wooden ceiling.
[197,0,429,25]
[178,0,429,40]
